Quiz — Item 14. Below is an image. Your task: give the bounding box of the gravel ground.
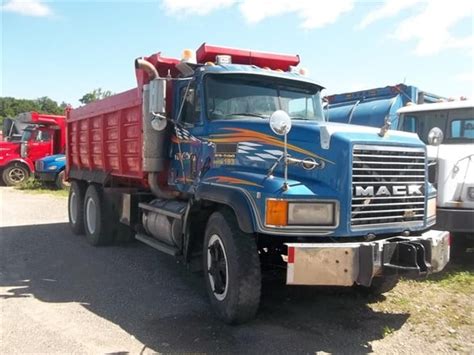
[0,187,472,354]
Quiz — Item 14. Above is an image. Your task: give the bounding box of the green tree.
[79,88,113,105]
[0,96,69,126]
[0,96,68,118]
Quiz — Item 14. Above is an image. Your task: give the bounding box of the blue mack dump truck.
[324,84,445,127]
[67,45,450,324]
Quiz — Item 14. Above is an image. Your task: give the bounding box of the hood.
[210,120,423,154]
[208,120,425,193]
[0,141,21,154]
[40,154,66,164]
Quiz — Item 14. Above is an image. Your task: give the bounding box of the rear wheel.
[68,180,85,235]
[2,163,29,186]
[83,184,115,246]
[203,210,261,324]
[55,170,70,190]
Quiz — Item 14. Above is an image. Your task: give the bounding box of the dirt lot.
[1,187,473,354]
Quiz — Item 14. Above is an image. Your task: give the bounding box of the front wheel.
[203,210,261,324]
[357,275,399,295]
[55,170,70,190]
[2,163,30,186]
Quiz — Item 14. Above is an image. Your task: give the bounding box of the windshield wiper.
[225,112,268,119]
[290,116,311,120]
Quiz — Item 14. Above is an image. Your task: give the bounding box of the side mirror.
[427,127,444,146]
[269,110,292,136]
[149,79,167,131]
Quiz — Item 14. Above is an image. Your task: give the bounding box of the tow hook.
[382,240,431,277]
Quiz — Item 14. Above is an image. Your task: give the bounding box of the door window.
[36,130,51,142]
[450,119,474,139]
[180,83,200,126]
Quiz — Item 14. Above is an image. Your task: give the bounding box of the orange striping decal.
[206,176,262,187]
[210,128,333,164]
[171,135,198,144]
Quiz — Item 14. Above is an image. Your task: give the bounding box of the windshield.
[21,129,34,142]
[205,74,325,121]
[399,107,474,144]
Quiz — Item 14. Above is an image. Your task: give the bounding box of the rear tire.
[55,170,70,190]
[203,210,261,324]
[2,163,29,186]
[83,184,115,246]
[68,180,85,235]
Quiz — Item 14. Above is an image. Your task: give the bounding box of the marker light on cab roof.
[216,55,232,65]
[181,49,196,64]
[299,67,308,76]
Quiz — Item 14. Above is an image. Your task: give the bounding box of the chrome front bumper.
[286,230,450,286]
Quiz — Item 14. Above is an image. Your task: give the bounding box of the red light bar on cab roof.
[196,43,300,71]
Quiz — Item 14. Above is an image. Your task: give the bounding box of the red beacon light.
[196,43,300,71]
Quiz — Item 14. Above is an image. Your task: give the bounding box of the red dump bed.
[67,88,146,184]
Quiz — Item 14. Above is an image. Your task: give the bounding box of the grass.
[424,269,474,293]
[370,262,474,343]
[381,325,395,338]
[15,178,69,197]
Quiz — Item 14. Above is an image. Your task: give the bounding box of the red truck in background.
[0,112,66,186]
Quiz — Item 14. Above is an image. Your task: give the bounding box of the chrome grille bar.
[351,144,426,229]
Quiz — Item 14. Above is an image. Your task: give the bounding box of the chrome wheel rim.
[8,168,26,183]
[207,234,229,301]
[86,197,97,234]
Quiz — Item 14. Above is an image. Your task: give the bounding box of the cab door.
[27,128,54,163]
[169,80,211,192]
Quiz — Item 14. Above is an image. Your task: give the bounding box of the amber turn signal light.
[266,199,288,226]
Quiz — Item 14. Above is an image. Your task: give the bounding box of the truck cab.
[0,112,66,186]
[398,100,474,252]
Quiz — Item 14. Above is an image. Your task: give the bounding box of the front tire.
[68,180,85,235]
[203,210,261,324]
[2,163,29,186]
[55,170,70,190]
[358,275,399,295]
[83,184,115,246]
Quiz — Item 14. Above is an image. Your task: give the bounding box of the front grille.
[35,160,44,171]
[351,144,426,229]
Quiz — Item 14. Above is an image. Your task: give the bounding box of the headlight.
[288,202,335,225]
[427,197,437,219]
[265,199,336,227]
[48,165,58,171]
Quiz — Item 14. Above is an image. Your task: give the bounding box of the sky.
[1,0,473,107]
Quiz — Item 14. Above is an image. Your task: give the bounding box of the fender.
[195,183,256,234]
[0,157,34,173]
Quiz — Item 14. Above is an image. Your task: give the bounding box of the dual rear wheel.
[68,181,133,245]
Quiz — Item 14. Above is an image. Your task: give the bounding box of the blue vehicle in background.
[35,154,69,189]
[324,84,446,128]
